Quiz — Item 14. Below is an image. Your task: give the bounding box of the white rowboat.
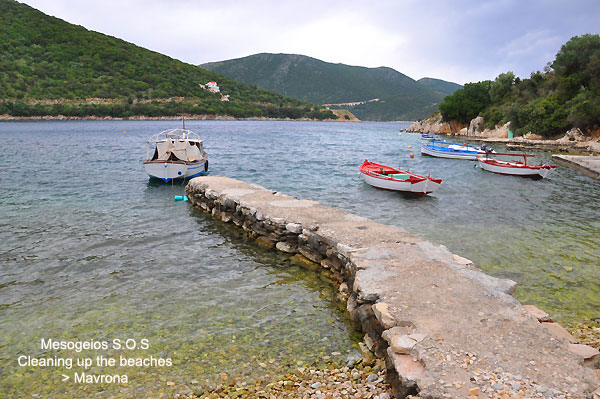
[477,152,556,179]
[359,160,442,195]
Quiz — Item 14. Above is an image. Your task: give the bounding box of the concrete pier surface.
[186,176,599,398]
[552,155,600,180]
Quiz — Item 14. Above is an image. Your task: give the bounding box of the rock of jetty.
[552,155,600,180]
[186,177,599,398]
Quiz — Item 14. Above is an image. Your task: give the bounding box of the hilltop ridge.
[201,53,462,121]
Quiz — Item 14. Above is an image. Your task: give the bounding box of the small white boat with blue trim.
[421,138,490,160]
[144,119,208,182]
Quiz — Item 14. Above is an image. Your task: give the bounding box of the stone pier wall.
[186,176,599,399]
[552,155,600,180]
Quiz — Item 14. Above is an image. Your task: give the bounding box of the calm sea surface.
[0,120,598,397]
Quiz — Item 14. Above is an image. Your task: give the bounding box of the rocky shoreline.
[169,363,393,399]
[408,114,600,155]
[166,314,598,399]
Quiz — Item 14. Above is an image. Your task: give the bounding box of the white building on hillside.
[205,81,220,93]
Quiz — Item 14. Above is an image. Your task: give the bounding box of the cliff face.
[467,117,510,138]
[408,114,508,138]
[407,113,466,134]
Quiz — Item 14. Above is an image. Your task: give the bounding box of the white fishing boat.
[477,152,556,179]
[144,118,208,182]
[421,138,490,160]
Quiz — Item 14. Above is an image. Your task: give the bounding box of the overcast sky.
[19,0,600,85]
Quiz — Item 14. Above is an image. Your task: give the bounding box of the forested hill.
[0,0,335,120]
[201,53,462,121]
[438,34,600,138]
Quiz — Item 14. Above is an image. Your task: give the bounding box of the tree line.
[0,99,337,120]
[438,34,600,138]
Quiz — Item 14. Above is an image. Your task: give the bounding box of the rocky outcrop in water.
[557,127,585,143]
[407,113,465,134]
[467,116,510,138]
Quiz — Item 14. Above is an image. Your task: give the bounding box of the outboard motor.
[481,143,493,153]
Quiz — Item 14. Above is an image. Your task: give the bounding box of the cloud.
[268,13,407,67]
[499,30,562,71]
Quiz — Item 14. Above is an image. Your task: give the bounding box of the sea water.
[0,120,598,397]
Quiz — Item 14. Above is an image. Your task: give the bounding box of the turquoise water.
[0,120,598,397]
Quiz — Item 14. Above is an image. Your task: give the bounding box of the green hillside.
[417,78,463,98]
[201,53,462,121]
[0,0,335,120]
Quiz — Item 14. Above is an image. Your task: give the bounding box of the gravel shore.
[571,319,600,350]
[166,361,393,399]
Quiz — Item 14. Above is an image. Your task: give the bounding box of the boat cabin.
[146,129,206,163]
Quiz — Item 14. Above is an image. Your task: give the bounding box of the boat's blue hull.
[420,142,481,160]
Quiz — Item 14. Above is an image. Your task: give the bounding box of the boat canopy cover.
[154,140,203,161]
[156,141,171,160]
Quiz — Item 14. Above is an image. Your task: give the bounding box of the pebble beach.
[167,362,393,399]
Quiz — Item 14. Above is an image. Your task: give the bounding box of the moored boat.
[144,119,208,182]
[421,138,489,160]
[476,152,556,178]
[359,160,442,195]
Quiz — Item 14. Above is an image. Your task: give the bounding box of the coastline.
[408,114,600,155]
[0,114,354,122]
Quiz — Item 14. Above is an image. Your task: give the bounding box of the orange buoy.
[410,152,414,158]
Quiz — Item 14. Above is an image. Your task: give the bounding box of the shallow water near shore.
[0,120,598,397]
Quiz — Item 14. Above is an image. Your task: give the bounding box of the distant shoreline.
[0,114,340,122]
[0,114,413,123]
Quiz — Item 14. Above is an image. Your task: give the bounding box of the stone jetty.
[552,155,600,180]
[186,177,599,399]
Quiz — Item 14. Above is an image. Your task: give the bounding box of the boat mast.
[180,106,186,138]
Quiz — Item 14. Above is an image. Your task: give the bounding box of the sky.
[19,0,600,85]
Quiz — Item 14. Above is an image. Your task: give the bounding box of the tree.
[552,34,600,98]
[566,88,600,130]
[490,72,515,104]
[439,81,491,123]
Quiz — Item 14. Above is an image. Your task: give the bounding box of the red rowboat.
[476,152,556,179]
[359,160,442,195]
